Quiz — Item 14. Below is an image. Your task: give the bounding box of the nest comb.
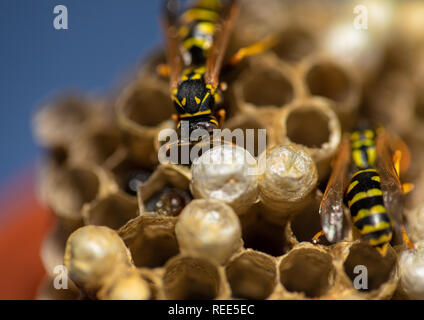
[32,0,424,300]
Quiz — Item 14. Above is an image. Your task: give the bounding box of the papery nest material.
[272,97,341,179]
[64,226,133,298]
[175,199,243,265]
[258,144,318,222]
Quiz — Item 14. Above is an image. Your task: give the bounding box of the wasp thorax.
[174,79,214,114]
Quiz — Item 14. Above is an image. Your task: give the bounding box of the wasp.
[314,124,414,256]
[160,0,276,146]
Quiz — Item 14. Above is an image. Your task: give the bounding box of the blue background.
[0,0,162,189]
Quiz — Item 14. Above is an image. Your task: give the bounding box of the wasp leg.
[171,113,180,126]
[312,230,325,244]
[217,109,226,127]
[228,36,278,66]
[401,226,415,250]
[157,63,170,77]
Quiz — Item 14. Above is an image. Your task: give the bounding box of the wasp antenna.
[312,230,324,244]
[401,226,415,250]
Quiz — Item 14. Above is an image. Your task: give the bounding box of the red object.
[0,170,54,300]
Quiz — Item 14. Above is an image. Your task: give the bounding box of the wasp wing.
[375,128,405,241]
[162,0,183,91]
[204,0,240,90]
[388,130,411,175]
[320,135,351,243]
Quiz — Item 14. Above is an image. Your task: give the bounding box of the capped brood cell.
[190,144,259,215]
[258,145,318,222]
[175,199,243,264]
[64,226,133,298]
[97,267,152,300]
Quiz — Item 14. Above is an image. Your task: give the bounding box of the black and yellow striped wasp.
[160,0,276,145]
[314,124,414,256]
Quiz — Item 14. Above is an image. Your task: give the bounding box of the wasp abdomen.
[179,0,222,66]
[345,169,393,255]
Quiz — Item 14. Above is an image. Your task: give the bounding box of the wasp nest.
[34,0,424,300]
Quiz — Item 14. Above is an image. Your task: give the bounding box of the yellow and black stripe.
[346,128,393,256]
[350,129,377,169]
[179,0,222,66]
